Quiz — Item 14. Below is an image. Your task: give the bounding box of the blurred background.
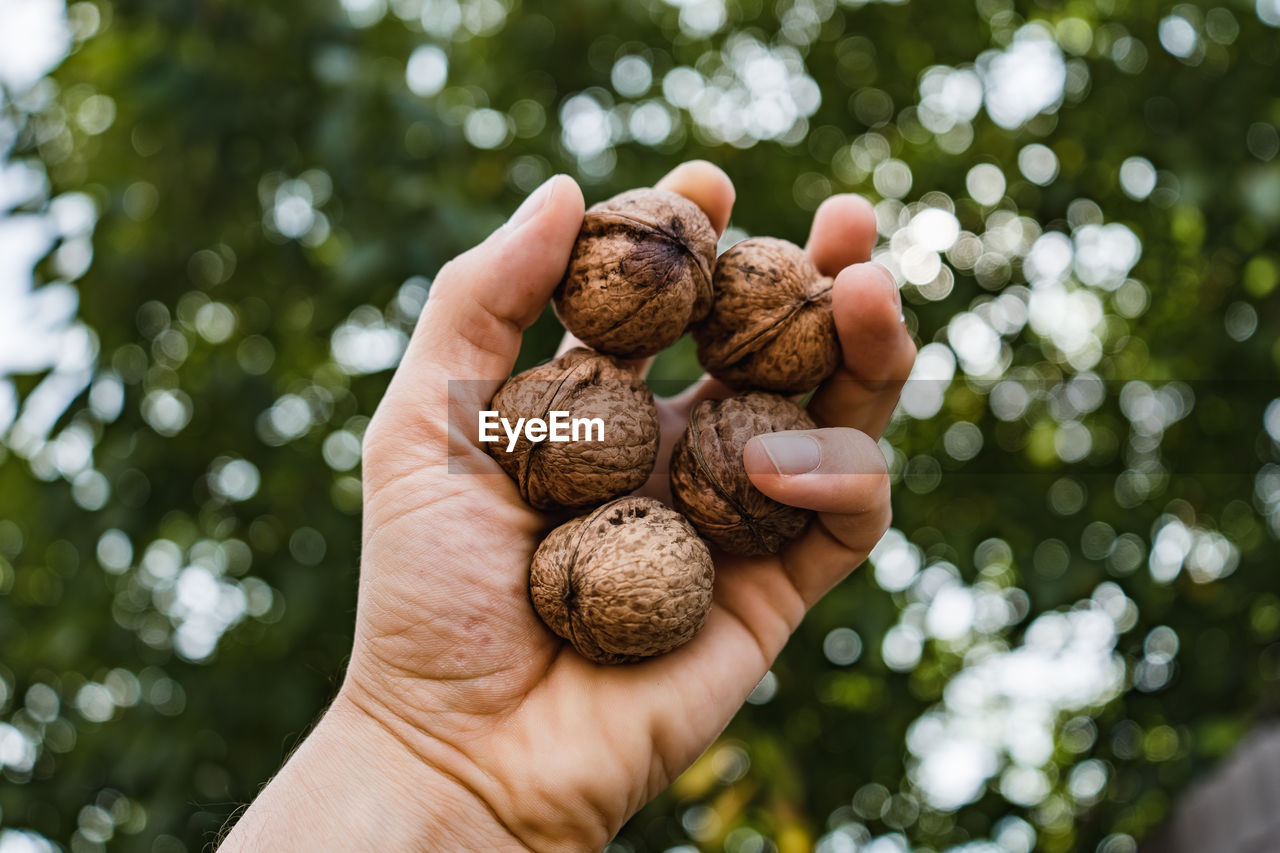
[1,0,1279,851]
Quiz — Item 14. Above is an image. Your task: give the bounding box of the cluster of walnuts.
[486,188,842,664]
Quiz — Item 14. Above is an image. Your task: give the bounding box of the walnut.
[487,348,658,511]
[669,392,817,555]
[694,237,841,394]
[529,496,715,664]
[554,188,717,358]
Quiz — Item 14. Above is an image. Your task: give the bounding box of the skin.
[220,162,918,852]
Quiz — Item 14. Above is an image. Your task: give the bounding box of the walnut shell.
[487,348,658,511]
[529,496,715,664]
[669,392,817,555]
[694,237,841,394]
[554,188,717,358]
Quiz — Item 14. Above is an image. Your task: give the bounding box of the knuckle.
[847,454,891,519]
[359,409,395,473]
[436,255,464,283]
[896,339,920,373]
[873,496,893,540]
[436,249,479,284]
[858,468,892,518]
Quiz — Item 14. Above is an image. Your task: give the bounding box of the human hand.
[221,162,917,852]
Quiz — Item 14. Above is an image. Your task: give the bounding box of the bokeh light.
[2,0,1278,850]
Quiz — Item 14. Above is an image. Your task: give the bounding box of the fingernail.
[505,175,560,231]
[757,433,822,476]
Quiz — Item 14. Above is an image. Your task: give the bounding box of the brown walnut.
[529,496,715,664]
[694,237,841,394]
[669,392,817,555]
[487,348,658,511]
[554,188,717,358]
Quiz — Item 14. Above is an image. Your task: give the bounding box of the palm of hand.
[342,163,916,851]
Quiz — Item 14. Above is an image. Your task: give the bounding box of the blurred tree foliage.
[1,0,1278,851]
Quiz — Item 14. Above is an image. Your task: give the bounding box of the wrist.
[220,689,529,852]
[341,664,625,853]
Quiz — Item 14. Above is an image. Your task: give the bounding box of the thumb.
[381,174,586,427]
[742,427,889,516]
[743,427,892,603]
